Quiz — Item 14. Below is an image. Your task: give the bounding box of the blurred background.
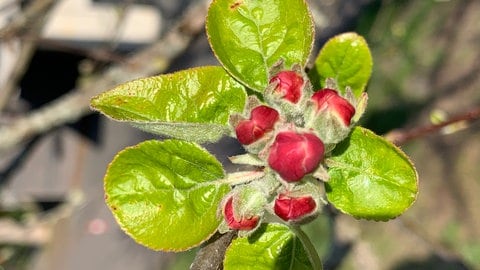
[0,0,479,269]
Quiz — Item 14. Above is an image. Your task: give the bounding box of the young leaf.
[90,66,247,143]
[309,32,372,97]
[206,0,314,92]
[104,140,230,251]
[224,223,314,270]
[325,127,418,221]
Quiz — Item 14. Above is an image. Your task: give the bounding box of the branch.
[385,106,480,145]
[0,0,209,153]
[0,218,50,245]
[0,0,56,39]
[0,0,56,110]
[190,231,236,270]
[0,190,83,246]
[0,38,36,110]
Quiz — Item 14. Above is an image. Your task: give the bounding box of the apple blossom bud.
[274,193,317,222]
[311,89,355,126]
[223,197,259,231]
[268,131,324,182]
[235,105,279,145]
[269,71,304,103]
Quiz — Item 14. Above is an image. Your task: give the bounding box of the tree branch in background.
[385,106,480,146]
[0,190,84,246]
[0,0,209,153]
[0,0,57,111]
[0,39,36,111]
[0,0,56,39]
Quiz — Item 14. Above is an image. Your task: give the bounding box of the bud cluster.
[221,62,366,234]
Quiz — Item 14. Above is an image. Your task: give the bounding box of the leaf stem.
[229,153,265,166]
[290,225,323,270]
[218,170,265,186]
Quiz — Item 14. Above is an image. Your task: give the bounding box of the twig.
[190,231,236,270]
[0,135,41,186]
[385,106,480,145]
[35,38,127,64]
[0,38,36,111]
[0,0,56,110]
[0,0,210,153]
[0,218,50,245]
[0,189,84,246]
[0,0,56,39]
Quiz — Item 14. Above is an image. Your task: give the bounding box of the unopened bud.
[235,105,279,145]
[268,131,324,182]
[269,71,304,104]
[223,197,259,231]
[274,193,317,222]
[311,89,355,126]
[305,88,356,145]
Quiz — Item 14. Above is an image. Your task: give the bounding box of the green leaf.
[207,0,314,92]
[90,66,247,143]
[224,223,313,270]
[104,139,230,251]
[325,127,418,221]
[309,32,372,97]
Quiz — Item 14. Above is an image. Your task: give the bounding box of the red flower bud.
[274,194,316,221]
[268,131,324,182]
[223,197,259,230]
[269,71,304,103]
[235,105,279,145]
[311,89,355,126]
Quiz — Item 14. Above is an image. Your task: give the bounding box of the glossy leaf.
[90,66,247,143]
[206,0,314,92]
[224,223,313,270]
[104,139,230,251]
[325,127,418,221]
[309,32,372,97]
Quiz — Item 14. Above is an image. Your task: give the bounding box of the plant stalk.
[219,170,265,185]
[291,225,323,270]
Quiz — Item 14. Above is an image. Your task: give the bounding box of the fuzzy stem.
[291,225,323,270]
[229,153,265,166]
[218,170,265,186]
